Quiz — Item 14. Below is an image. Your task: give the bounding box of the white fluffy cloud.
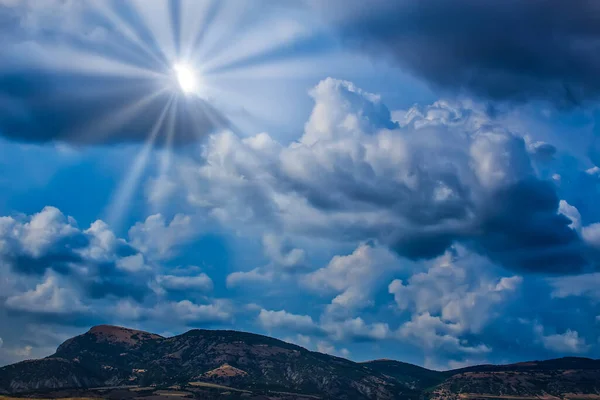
[540,328,589,354]
[262,234,306,269]
[5,275,87,315]
[128,213,198,260]
[389,247,522,334]
[226,267,275,288]
[257,309,318,333]
[112,299,232,325]
[388,247,521,367]
[321,317,390,341]
[303,243,400,315]
[166,78,585,274]
[316,341,350,358]
[0,206,79,259]
[398,312,492,355]
[257,308,391,342]
[0,205,227,357]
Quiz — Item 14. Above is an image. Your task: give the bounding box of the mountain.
[359,359,447,391]
[0,325,599,400]
[429,357,600,400]
[0,325,413,399]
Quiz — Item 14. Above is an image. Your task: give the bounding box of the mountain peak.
[85,325,163,345]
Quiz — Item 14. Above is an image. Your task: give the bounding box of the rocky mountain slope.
[429,358,600,400]
[0,325,599,400]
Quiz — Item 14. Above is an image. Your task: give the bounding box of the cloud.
[0,207,159,304]
[0,207,86,275]
[0,2,229,145]
[527,140,557,162]
[257,309,318,333]
[151,300,232,324]
[113,299,232,325]
[386,247,526,367]
[283,334,312,348]
[5,274,87,316]
[303,243,400,315]
[548,273,600,300]
[311,0,600,105]
[540,329,589,354]
[398,312,492,356]
[316,341,350,358]
[0,205,227,333]
[321,317,390,342]
[257,308,391,343]
[128,214,198,260]
[156,273,214,293]
[225,234,307,288]
[581,223,600,249]
[262,234,306,269]
[174,78,588,274]
[389,247,522,334]
[226,268,274,288]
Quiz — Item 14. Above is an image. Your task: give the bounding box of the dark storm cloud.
[313,0,600,105]
[389,179,588,274]
[0,70,229,146]
[476,179,587,274]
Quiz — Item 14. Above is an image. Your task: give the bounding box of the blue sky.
[0,0,599,370]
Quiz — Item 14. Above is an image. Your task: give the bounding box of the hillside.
[429,358,600,400]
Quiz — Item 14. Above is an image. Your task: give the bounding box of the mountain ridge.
[1,325,599,399]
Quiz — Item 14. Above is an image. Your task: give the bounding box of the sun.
[173,63,198,94]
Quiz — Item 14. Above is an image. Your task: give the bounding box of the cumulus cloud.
[0,207,160,304]
[257,308,391,343]
[0,207,85,275]
[225,234,307,288]
[0,207,115,276]
[128,214,198,260]
[398,312,492,356]
[174,78,587,274]
[111,299,232,325]
[540,329,589,354]
[0,206,228,335]
[226,267,275,288]
[262,234,306,269]
[303,243,400,315]
[151,300,232,324]
[5,274,87,316]
[283,334,312,348]
[316,341,350,358]
[257,309,318,333]
[389,247,522,334]
[311,0,600,105]
[321,317,390,342]
[387,247,523,366]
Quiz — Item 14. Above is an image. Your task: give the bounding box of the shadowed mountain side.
[1,325,599,400]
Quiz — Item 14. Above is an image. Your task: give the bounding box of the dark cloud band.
[314,0,600,105]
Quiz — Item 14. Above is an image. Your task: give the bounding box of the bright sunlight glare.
[173,63,198,94]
